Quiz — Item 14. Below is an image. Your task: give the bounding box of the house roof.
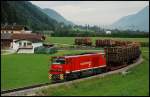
[1,33,12,40]
[1,25,29,30]
[12,33,44,42]
[1,33,45,42]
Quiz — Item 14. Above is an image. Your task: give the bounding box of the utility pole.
[86,24,88,32]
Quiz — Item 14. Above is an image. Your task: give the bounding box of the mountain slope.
[42,8,74,26]
[112,6,149,32]
[1,1,59,30]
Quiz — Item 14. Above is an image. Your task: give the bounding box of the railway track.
[1,56,143,96]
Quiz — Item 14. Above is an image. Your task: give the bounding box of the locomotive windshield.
[52,58,65,64]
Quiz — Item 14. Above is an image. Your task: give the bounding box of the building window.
[27,42,32,46]
[19,42,22,46]
[23,42,26,46]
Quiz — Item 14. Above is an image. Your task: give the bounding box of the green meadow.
[1,37,149,96]
[1,50,99,90]
[45,37,149,45]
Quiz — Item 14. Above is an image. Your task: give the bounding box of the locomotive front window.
[52,58,65,64]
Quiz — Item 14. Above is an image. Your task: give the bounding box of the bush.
[34,46,57,54]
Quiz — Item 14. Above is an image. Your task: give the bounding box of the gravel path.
[1,56,143,96]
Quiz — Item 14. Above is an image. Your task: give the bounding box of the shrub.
[34,46,57,54]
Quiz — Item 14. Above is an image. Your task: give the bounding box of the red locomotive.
[49,53,106,81]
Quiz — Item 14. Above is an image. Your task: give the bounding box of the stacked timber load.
[104,41,141,67]
[96,39,103,47]
[104,47,127,66]
[75,37,92,46]
[104,39,116,47]
[75,37,82,45]
[131,42,141,60]
[114,40,129,46]
[96,39,133,47]
[95,39,116,47]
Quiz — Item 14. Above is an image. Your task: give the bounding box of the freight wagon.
[95,39,116,47]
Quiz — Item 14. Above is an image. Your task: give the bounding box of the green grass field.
[37,49,149,96]
[45,37,149,45]
[1,50,101,90]
[1,37,149,96]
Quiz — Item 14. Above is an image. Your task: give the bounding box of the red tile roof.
[12,33,45,42]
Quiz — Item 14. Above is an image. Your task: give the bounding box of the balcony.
[18,45,33,49]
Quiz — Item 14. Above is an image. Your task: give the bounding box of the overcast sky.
[30,1,149,26]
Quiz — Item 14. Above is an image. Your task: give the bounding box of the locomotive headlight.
[49,74,52,79]
[60,74,64,80]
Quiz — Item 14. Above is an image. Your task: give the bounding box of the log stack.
[104,41,141,67]
[75,37,92,46]
[95,39,116,47]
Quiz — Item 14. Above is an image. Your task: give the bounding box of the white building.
[12,33,45,53]
[1,33,45,53]
[12,39,43,53]
[105,31,111,34]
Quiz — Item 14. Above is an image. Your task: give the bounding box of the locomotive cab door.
[65,58,71,74]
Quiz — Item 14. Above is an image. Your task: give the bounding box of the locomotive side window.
[52,58,65,64]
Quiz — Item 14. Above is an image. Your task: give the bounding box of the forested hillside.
[1,1,59,31]
[42,8,74,26]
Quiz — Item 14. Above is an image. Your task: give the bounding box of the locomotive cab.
[49,57,66,81]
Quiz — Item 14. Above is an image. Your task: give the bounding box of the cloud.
[30,1,149,25]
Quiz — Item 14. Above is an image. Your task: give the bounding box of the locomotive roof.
[64,52,105,58]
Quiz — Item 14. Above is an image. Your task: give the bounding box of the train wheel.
[64,74,71,81]
[92,69,97,75]
[101,67,107,73]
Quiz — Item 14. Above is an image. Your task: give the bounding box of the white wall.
[12,40,19,51]
[32,42,43,49]
[13,40,30,51]
[12,40,43,53]
[18,42,43,53]
[106,31,111,34]
[17,48,34,53]
[19,30,32,33]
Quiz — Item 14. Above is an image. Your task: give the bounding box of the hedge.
[34,46,57,54]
